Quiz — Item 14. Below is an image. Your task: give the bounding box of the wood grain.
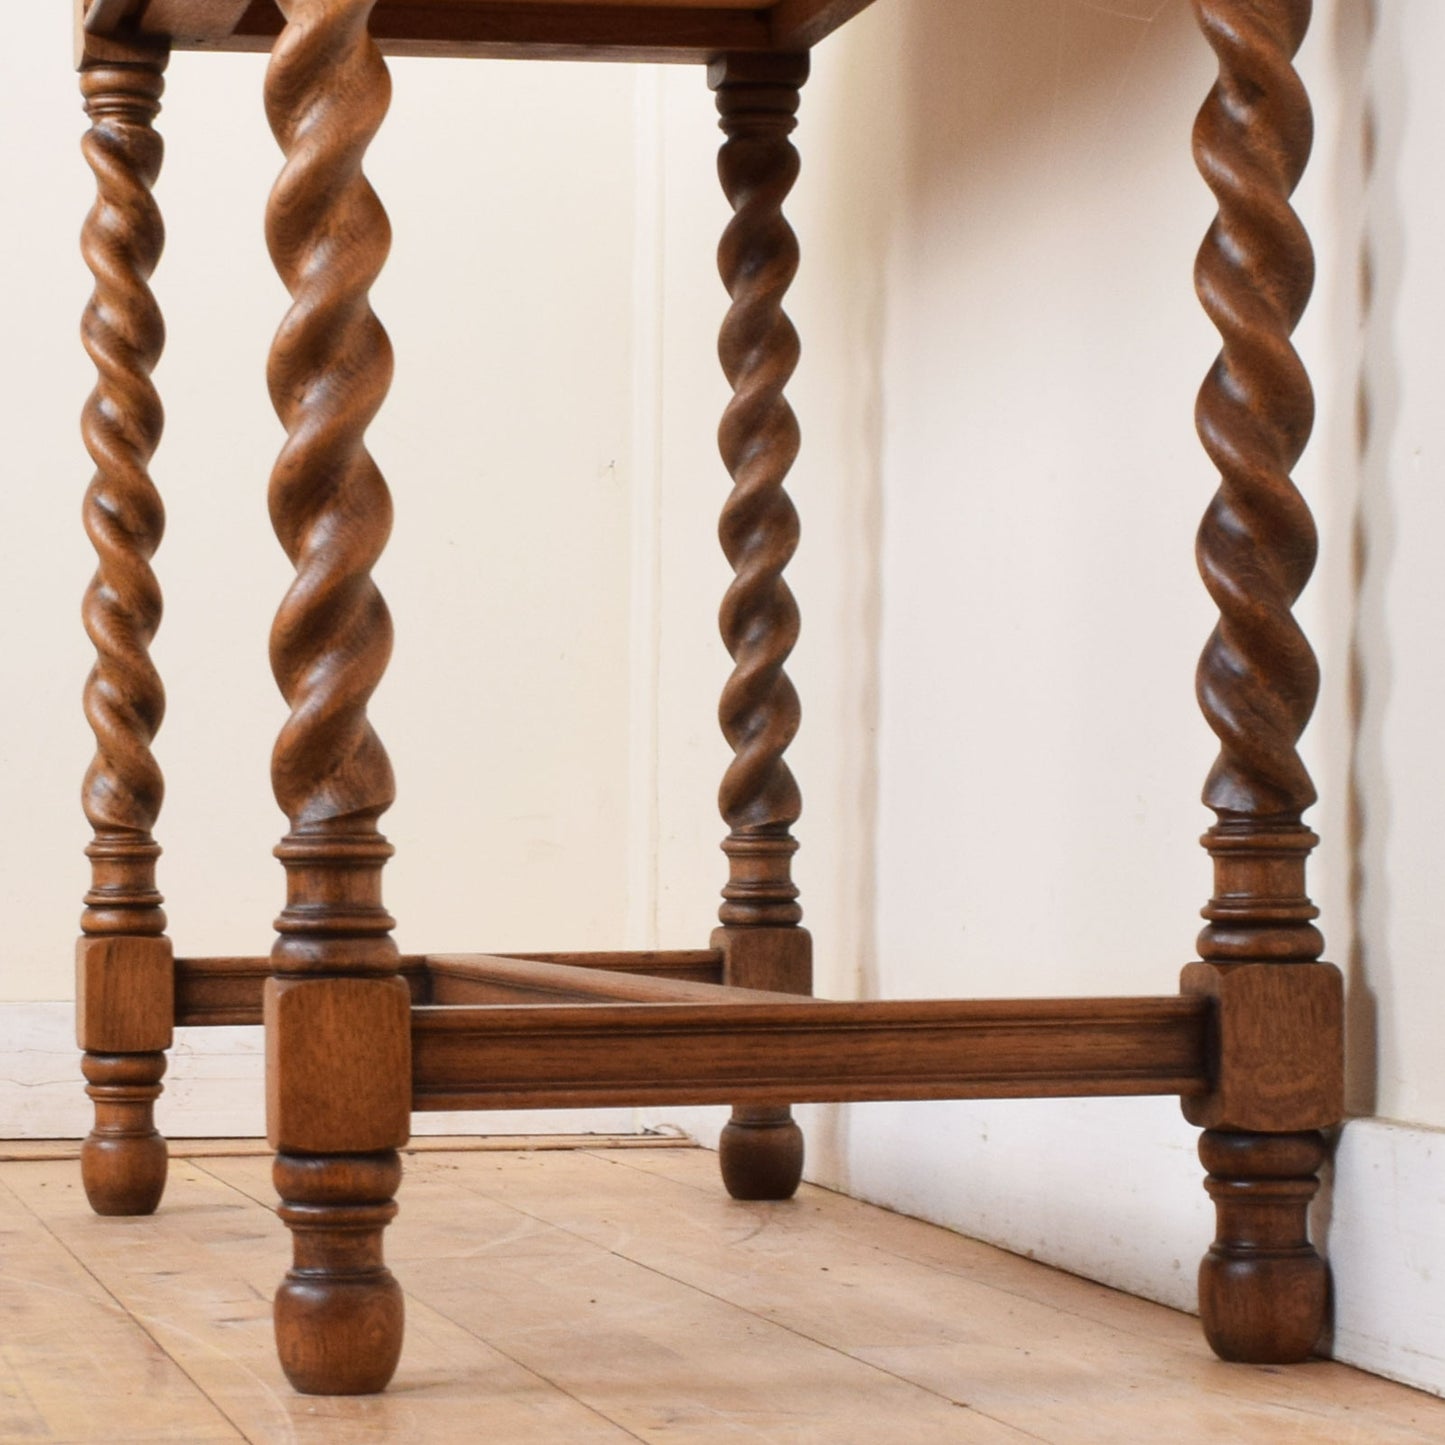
[1181,961,1343,1132]
[133,0,774,61]
[173,952,717,1024]
[100,0,879,60]
[426,953,819,1005]
[77,49,175,1218]
[265,977,412,1153]
[1,1158,637,1442]
[261,0,409,1394]
[505,948,724,981]
[0,1172,242,1441]
[1185,0,1338,1366]
[75,934,174,1052]
[174,953,429,1025]
[412,995,1210,1111]
[6,1148,1439,1438]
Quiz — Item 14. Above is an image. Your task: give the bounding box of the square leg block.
[712,925,813,995]
[265,976,412,1154]
[76,935,174,1053]
[1180,961,1343,1133]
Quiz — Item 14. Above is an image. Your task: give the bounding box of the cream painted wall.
[2,8,643,1001]
[652,0,1440,1129]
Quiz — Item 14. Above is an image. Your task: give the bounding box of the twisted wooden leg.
[77,41,174,1219]
[1184,0,1342,1364]
[710,54,811,1202]
[263,0,408,1394]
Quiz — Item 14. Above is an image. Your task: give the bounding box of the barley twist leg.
[710,53,811,1202]
[263,0,409,1394]
[1185,0,1336,1363]
[77,46,174,1218]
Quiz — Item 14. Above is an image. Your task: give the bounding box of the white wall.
[3,11,644,999]
[4,0,1444,1396]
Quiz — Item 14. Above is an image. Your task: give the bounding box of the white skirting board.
[3,1004,1440,1397]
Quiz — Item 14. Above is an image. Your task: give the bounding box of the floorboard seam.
[188,1158,651,1440]
[418,1157,1051,1442]
[587,1148,1219,1359]
[416,1293,653,1444]
[0,1171,254,1443]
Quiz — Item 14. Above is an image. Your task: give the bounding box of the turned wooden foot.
[719,1105,804,1200]
[274,1151,404,1395]
[80,1050,168,1215]
[1197,1129,1327,1363]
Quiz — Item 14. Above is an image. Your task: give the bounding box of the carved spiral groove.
[265,0,394,838]
[80,62,168,933]
[714,59,807,927]
[1193,0,1317,823]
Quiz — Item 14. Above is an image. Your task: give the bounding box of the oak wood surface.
[77,46,174,1218]
[76,934,174,1052]
[174,953,429,1026]
[1184,0,1338,1365]
[505,947,723,980]
[0,1167,244,1442]
[84,0,882,61]
[426,952,817,1005]
[173,950,721,1024]
[412,995,1210,1110]
[6,1148,1439,1443]
[261,0,408,1395]
[1181,961,1343,1132]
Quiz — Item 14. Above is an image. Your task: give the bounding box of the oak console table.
[73,0,1343,1397]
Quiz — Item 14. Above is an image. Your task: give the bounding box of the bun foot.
[719,1105,804,1200]
[1200,1242,1327,1364]
[81,1050,168,1216]
[81,1128,168,1217]
[1197,1129,1328,1363]
[275,1267,404,1395]
[274,1150,404,1395]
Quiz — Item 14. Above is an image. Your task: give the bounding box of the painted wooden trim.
[1328,1117,1445,1396]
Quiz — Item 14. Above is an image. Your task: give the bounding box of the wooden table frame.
[73,0,1343,1397]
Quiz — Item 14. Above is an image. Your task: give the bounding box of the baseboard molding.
[644,1097,1445,1399]
[1327,1116,1445,1395]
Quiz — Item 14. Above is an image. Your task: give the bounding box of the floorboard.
[0,1143,1439,1443]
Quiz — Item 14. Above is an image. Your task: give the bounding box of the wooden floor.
[1,1140,1440,1443]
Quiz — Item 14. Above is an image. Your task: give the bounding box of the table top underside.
[83,0,878,61]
